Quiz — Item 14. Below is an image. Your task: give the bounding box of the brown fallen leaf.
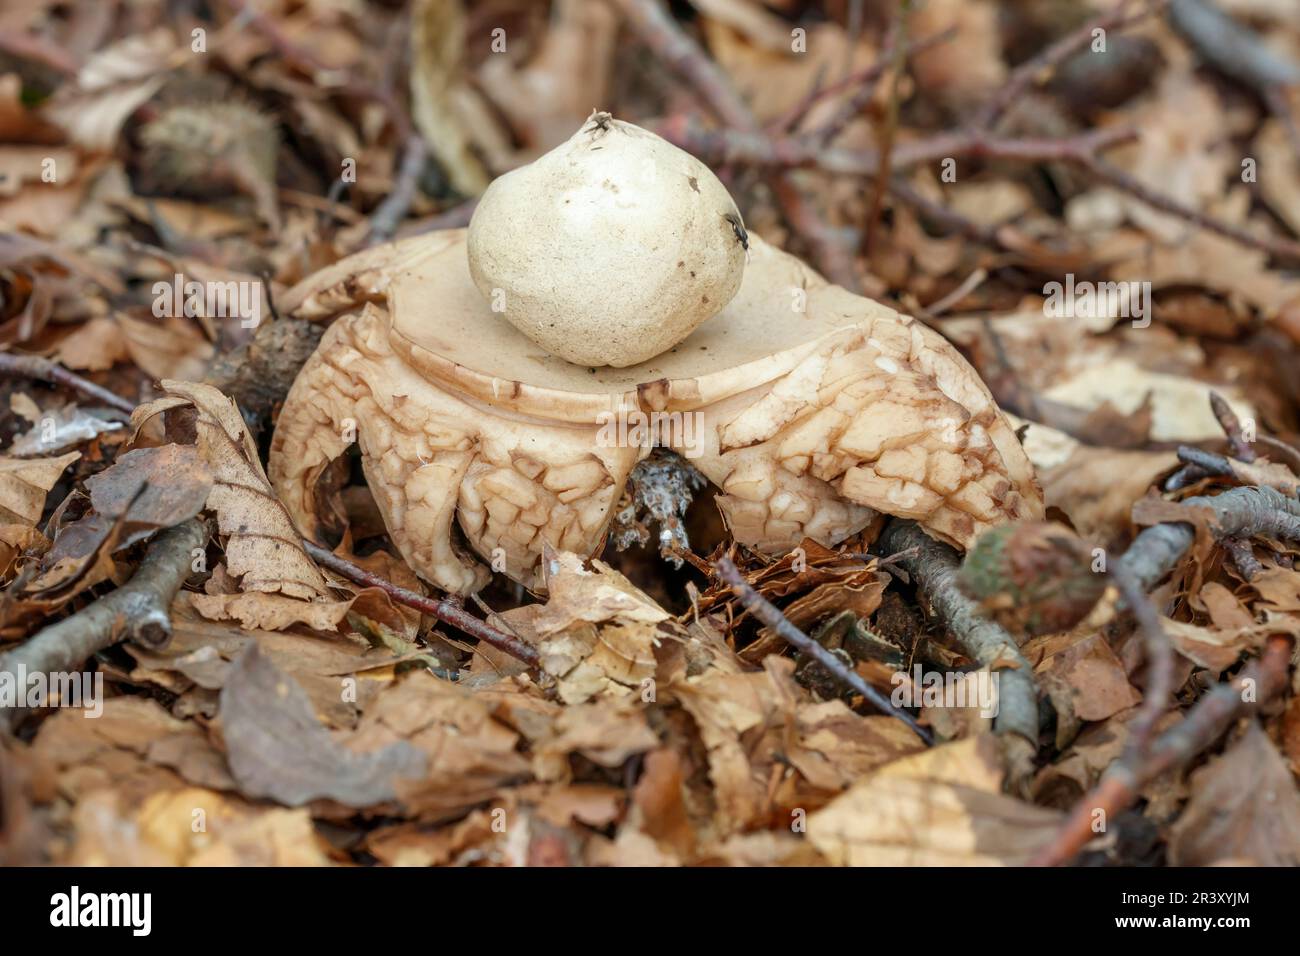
[629,748,695,859]
[808,737,1063,865]
[408,0,490,193]
[0,451,80,526]
[809,773,1065,866]
[1039,446,1175,552]
[40,28,175,152]
[188,590,355,632]
[1036,631,1141,748]
[365,809,501,867]
[83,443,213,550]
[66,787,332,866]
[218,643,426,808]
[51,316,130,371]
[475,0,618,158]
[534,696,659,778]
[1249,565,1300,613]
[125,601,393,727]
[499,550,669,703]
[13,443,212,603]
[1161,615,1300,674]
[674,656,923,833]
[30,696,231,805]
[0,523,46,581]
[116,313,214,382]
[1168,722,1300,866]
[346,671,533,820]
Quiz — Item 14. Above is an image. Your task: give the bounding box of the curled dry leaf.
[907,0,1006,108]
[29,696,233,807]
[475,0,618,157]
[187,591,355,633]
[50,316,130,371]
[125,602,396,727]
[1036,445,1176,552]
[534,698,660,776]
[1042,360,1255,444]
[132,380,330,600]
[11,443,213,602]
[115,313,215,383]
[1034,632,1142,749]
[477,550,669,702]
[0,524,47,582]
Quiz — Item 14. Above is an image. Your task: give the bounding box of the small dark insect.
[585,111,614,134]
[724,212,749,250]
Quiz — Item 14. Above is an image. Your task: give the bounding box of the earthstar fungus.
[270,116,1042,593]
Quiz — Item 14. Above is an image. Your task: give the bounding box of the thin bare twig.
[919,267,989,319]
[666,105,1300,265]
[1031,633,1292,866]
[1222,537,1264,580]
[607,0,752,130]
[0,352,136,415]
[976,0,1162,129]
[1176,445,1237,479]
[769,28,956,137]
[801,27,957,145]
[1107,571,1173,760]
[716,556,933,744]
[1170,0,1300,91]
[1120,485,1300,594]
[302,541,541,669]
[878,522,1040,758]
[767,176,861,290]
[1210,391,1256,463]
[885,177,1005,247]
[366,135,428,245]
[398,198,478,238]
[659,118,1138,178]
[611,0,865,290]
[1080,157,1300,263]
[0,519,206,734]
[862,4,910,256]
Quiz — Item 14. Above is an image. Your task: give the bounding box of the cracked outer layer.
[270,230,1043,593]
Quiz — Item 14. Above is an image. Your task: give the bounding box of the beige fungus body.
[467,112,747,367]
